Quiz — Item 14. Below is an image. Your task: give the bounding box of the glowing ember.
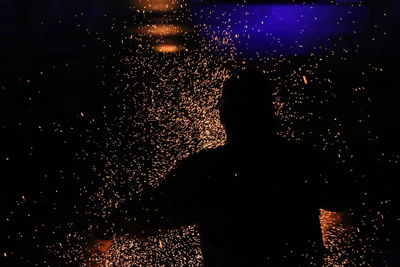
[302,75,308,84]
[320,209,343,246]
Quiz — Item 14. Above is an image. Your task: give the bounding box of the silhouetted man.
[90,69,356,266]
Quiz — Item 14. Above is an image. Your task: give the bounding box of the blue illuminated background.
[190,3,369,56]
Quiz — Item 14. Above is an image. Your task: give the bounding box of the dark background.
[1,0,400,266]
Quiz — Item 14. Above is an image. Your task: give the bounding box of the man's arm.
[85,149,213,266]
[85,156,203,265]
[89,151,210,240]
[308,148,365,212]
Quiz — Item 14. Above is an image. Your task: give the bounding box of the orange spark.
[302,75,308,84]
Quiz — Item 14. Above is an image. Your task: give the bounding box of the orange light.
[319,209,343,246]
[154,44,180,53]
[137,24,186,36]
[135,0,180,11]
[302,75,308,84]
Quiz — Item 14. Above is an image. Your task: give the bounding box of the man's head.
[219,69,276,146]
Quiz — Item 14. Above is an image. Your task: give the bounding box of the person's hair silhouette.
[220,69,276,147]
[89,69,358,267]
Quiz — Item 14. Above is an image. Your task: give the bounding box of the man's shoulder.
[178,146,226,168]
[168,146,227,178]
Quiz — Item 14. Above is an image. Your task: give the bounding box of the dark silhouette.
[91,69,358,267]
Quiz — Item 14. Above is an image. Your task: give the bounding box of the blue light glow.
[190,4,369,56]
